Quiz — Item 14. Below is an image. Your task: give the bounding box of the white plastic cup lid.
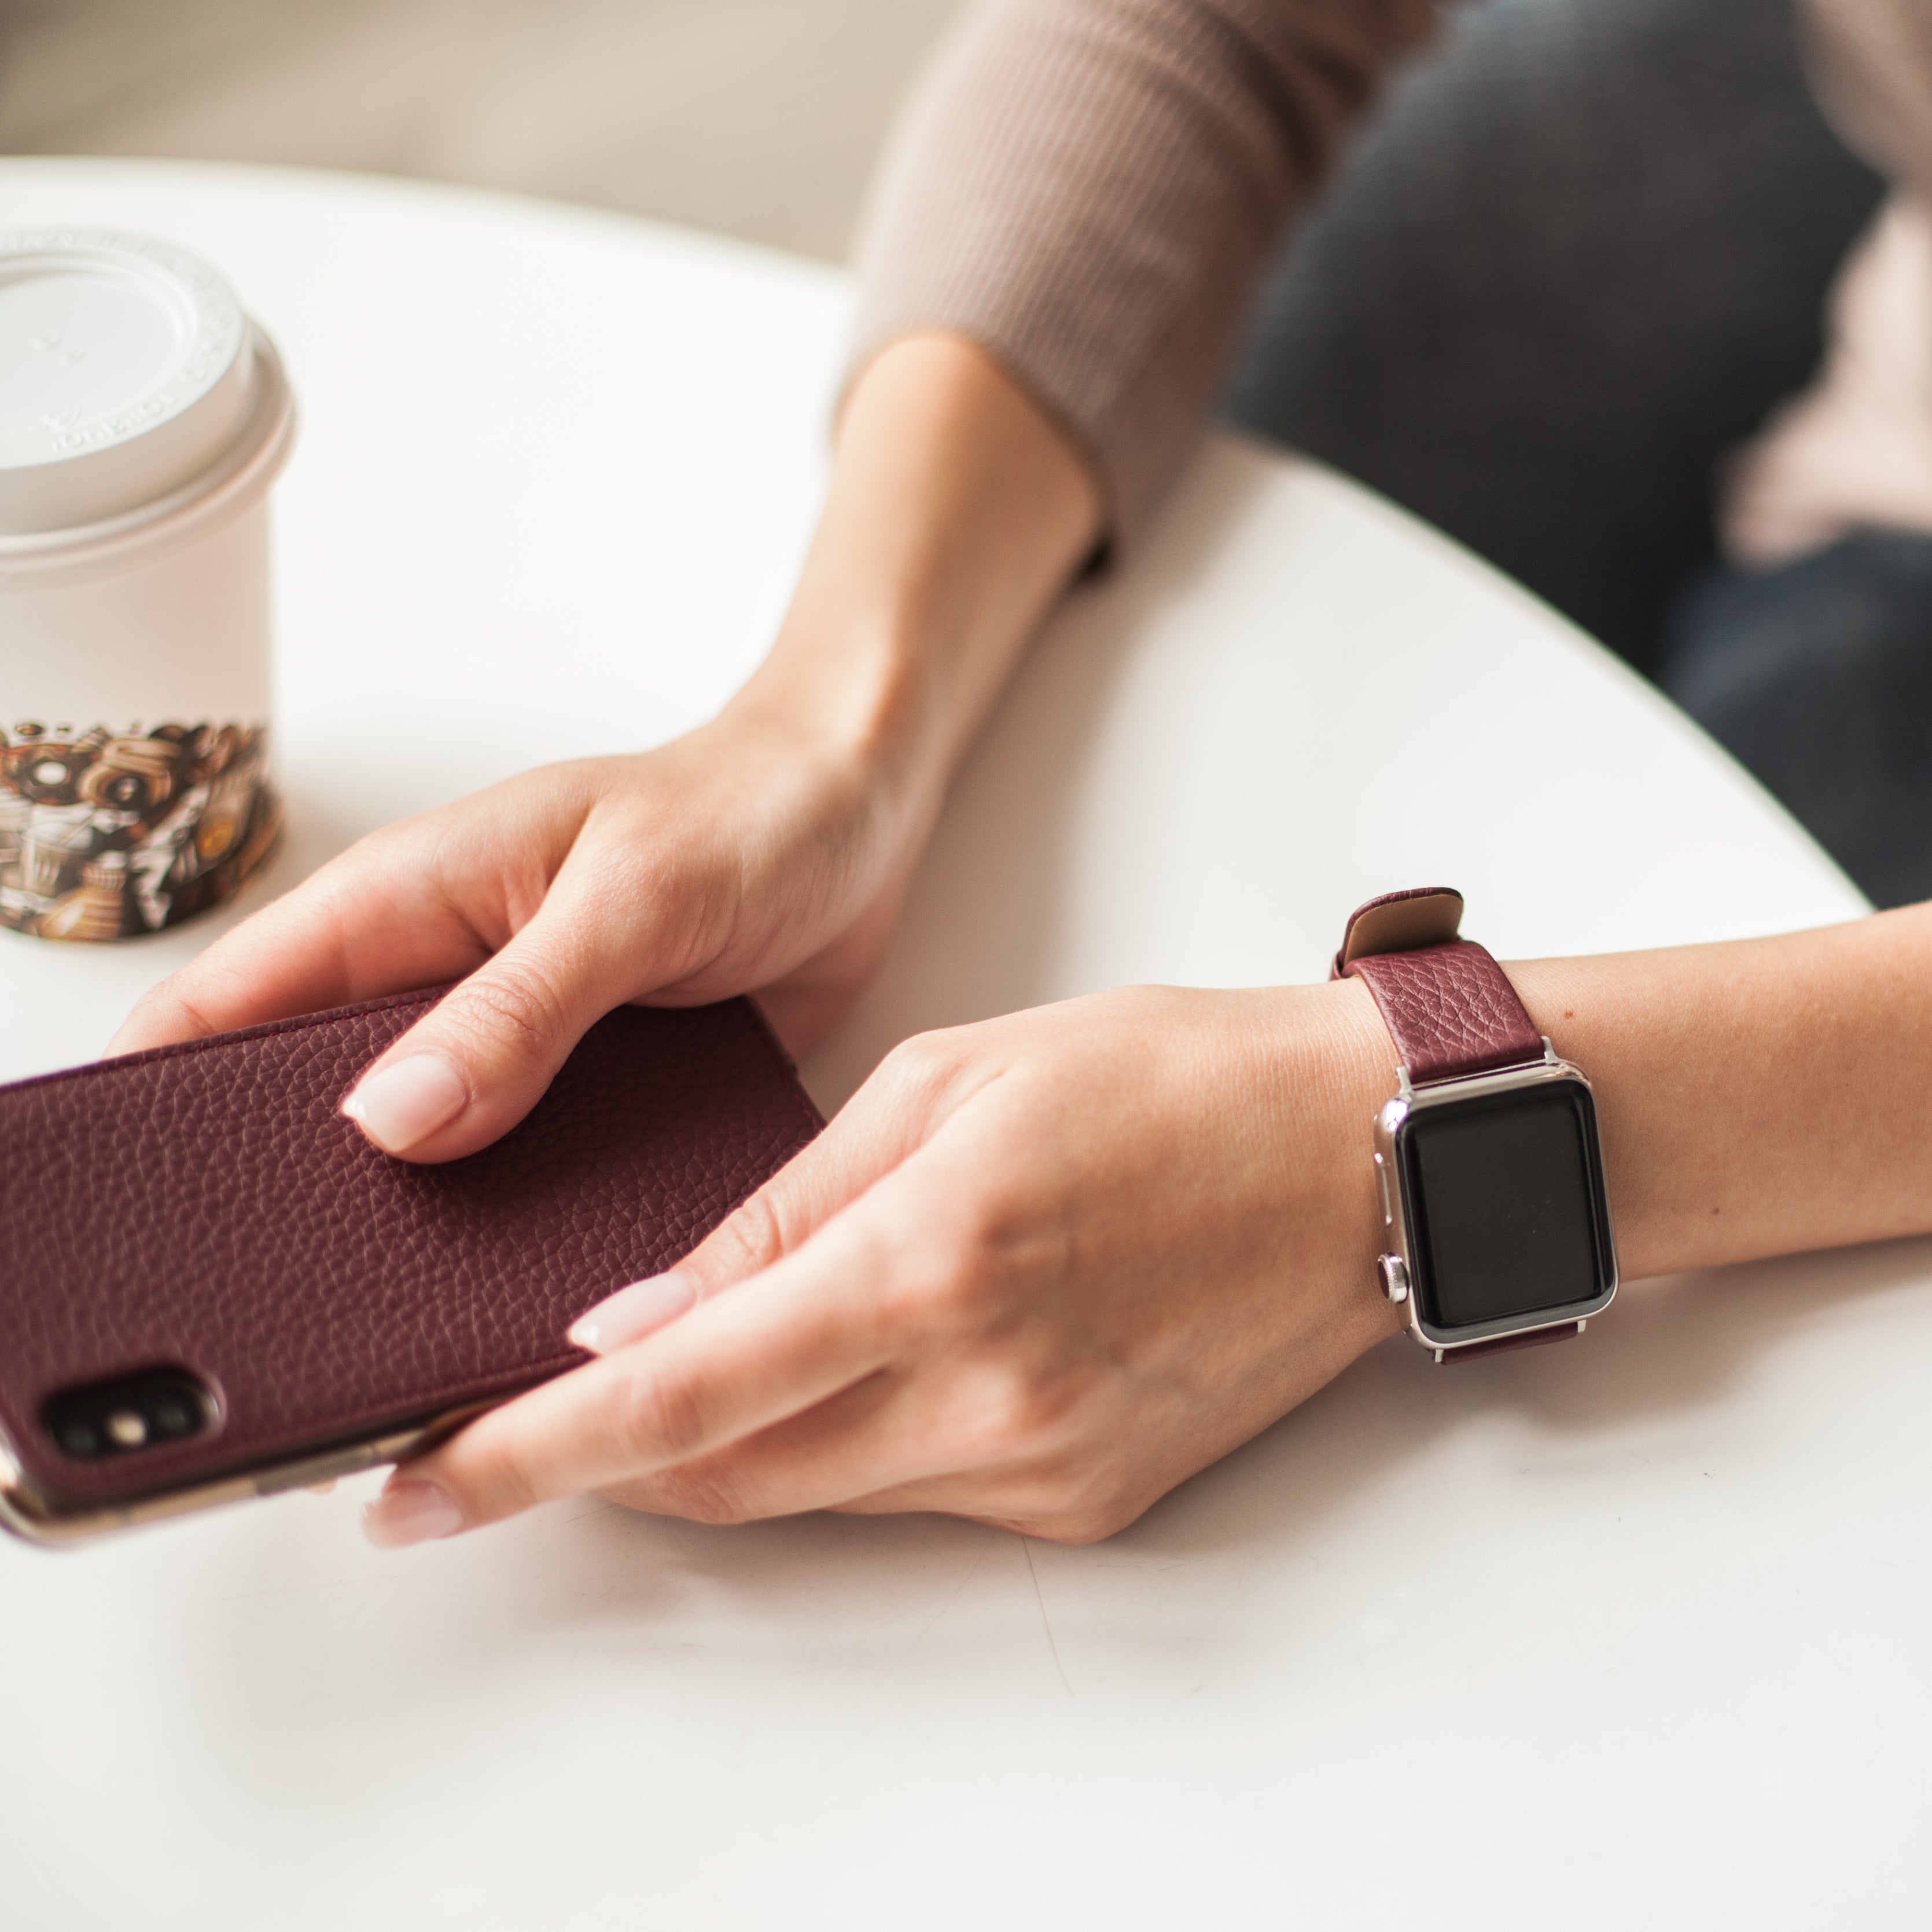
[0,229,260,536]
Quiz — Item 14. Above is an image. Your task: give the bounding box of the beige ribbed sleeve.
[850,0,1436,549]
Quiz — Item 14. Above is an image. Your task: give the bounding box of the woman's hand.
[362,980,1402,1548]
[108,335,1102,1161]
[348,900,1932,1551]
[108,704,927,1161]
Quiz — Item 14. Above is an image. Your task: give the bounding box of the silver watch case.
[1371,1044,1619,1362]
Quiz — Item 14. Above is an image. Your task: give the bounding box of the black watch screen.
[1395,1077,1615,1331]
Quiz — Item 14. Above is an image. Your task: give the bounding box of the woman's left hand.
[362,980,1402,1550]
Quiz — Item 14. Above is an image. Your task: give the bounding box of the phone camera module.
[42,1370,216,1460]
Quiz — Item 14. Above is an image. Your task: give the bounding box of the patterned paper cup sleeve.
[0,722,281,943]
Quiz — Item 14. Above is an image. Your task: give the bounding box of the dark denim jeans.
[1221,0,1924,903]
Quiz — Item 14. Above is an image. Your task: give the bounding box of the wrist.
[1251,978,1412,1359]
[711,611,944,886]
[738,598,943,788]
[732,333,1099,828]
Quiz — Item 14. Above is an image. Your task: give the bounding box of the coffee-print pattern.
[0,722,280,941]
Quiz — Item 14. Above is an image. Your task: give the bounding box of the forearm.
[852,0,1435,547]
[727,334,1101,827]
[1507,905,1932,1279]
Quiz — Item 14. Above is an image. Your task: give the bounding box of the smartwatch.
[1333,887,1618,1363]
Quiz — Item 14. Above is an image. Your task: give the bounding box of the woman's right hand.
[107,335,1103,1163]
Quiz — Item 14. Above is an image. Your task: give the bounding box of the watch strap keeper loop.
[1331,888,1544,1085]
[1331,885,1463,977]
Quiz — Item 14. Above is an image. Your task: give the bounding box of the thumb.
[341,884,639,1162]
[567,1028,981,1352]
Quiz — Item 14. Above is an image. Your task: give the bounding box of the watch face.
[1395,1077,1613,1334]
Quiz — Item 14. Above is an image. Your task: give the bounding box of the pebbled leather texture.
[0,989,822,1512]
[1344,938,1545,1084]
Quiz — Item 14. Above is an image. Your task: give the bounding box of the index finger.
[362,1205,904,1545]
[107,835,494,1054]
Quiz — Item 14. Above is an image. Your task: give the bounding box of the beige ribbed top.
[851,0,1434,548]
[855,0,1932,566]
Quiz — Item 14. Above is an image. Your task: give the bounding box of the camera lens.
[55,1419,100,1459]
[150,1395,200,1438]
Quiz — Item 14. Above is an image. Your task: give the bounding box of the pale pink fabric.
[1724,196,1932,565]
[1723,1,1932,564]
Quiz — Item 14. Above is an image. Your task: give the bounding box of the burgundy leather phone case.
[0,988,823,1538]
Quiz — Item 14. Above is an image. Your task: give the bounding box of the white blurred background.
[0,0,965,259]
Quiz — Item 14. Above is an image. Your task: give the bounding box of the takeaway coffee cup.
[0,227,295,943]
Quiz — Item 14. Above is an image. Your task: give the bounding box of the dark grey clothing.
[1221,0,1928,906]
[1223,0,1883,674]
[1663,534,1932,905]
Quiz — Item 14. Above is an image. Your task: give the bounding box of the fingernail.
[341,1054,469,1154]
[568,1270,697,1353]
[362,1480,462,1550]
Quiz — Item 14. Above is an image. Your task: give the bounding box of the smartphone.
[0,987,822,1544]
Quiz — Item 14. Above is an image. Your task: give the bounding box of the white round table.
[0,161,1912,1930]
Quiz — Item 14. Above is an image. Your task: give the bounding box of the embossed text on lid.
[0,229,256,535]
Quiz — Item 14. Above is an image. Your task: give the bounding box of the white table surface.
[0,160,1916,1930]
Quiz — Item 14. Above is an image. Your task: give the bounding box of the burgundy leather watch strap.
[1437,1322,1584,1363]
[1331,886,1544,1084]
[1345,941,1545,1083]
[1335,887,1585,1363]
